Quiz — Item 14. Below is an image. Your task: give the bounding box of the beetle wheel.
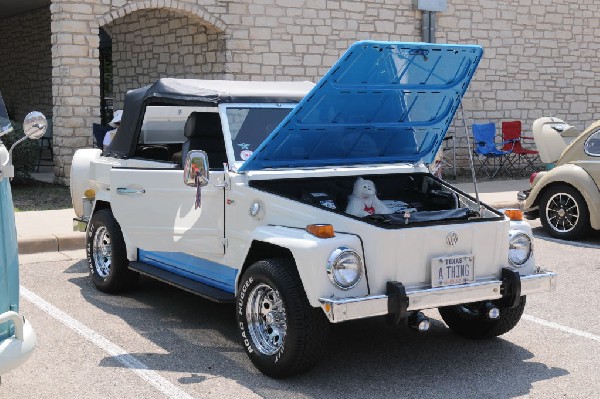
[540,184,590,240]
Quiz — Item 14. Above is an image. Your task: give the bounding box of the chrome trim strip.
[115,187,146,195]
[406,281,502,311]
[319,271,557,323]
[319,295,388,323]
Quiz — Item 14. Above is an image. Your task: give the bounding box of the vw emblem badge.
[446,232,459,246]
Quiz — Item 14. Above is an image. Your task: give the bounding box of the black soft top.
[107,78,314,158]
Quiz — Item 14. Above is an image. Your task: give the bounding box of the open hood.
[239,41,482,172]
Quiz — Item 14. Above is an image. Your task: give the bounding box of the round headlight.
[326,247,363,289]
[508,231,532,267]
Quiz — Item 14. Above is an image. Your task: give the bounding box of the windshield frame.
[218,102,297,172]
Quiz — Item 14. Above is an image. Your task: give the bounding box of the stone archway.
[50,0,227,184]
[103,7,227,109]
[97,0,226,33]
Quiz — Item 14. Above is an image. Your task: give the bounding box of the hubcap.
[93,226,112,278]
[545,192,579,233]
[245,283,287,355]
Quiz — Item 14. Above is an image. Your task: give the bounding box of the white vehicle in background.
[70,41,557,378]
[0,93,45,376]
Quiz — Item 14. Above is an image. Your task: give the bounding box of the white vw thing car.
[70,41,557,377]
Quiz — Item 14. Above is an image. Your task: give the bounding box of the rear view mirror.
[183,150,209,187]
[23,111,47,140]
[1,111,47,179]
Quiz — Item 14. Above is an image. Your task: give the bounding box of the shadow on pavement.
[532,226,600,248]
[66,261,567,399]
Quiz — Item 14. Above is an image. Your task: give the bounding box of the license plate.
[431,255,474,288]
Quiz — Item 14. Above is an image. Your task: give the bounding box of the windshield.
[224,105,294,162]
[0,92,13,137]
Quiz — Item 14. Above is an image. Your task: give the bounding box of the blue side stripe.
[138,250,237,293]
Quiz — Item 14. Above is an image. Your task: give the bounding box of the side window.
[584,129,600,157]
[134,105,218,163]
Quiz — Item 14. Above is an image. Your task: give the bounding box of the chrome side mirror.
[183,150,209,187]
[2,112,47,179]
[23,111,47,139]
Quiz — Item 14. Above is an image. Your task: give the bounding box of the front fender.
[526,163,600,229]
[70,148,102,218]
[247,225,369,307]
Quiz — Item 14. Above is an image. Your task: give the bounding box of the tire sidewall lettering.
[239,322,253,354]
[238,276,255,354]
[237,276,253,316]
[87,221,97,274]
[274,345,285,363]
[238,274,287,362]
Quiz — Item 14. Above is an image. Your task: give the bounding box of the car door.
[110,165,225,258]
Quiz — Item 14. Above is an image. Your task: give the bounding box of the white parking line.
[20,286,195,399]
[523,314,600,343]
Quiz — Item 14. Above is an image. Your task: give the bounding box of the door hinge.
[222,238,228,248]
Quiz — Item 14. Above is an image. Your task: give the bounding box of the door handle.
[116,187,146,195]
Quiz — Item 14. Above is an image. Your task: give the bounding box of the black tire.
[439,297,526,339]
[236,259,329,378]
[539,184,590,240]
[87,208,139,293]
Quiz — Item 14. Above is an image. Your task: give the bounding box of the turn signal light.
[306,224,335,238]
[504,209,523,221]
[83,189,96,199]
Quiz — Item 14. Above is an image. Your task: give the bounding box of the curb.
[18,233,85,255]
[14,201,521,255]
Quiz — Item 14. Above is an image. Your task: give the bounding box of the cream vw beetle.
[71,41,557,378]
[0,93,45,376]
[519,117,600,240]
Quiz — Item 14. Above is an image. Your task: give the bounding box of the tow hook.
[408,311,430,332]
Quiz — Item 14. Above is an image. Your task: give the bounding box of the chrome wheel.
[245,283,287,355]
[545,192,579,233]
[92,225,111,278]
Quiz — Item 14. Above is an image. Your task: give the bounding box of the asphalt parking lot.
[2,223,599,398]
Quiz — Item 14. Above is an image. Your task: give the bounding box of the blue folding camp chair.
[472,123,513,178]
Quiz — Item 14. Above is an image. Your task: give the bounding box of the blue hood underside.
[239,41,482,172]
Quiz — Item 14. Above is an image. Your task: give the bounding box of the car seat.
[172,112,227,169]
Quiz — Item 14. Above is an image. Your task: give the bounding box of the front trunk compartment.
[249,172,504,228]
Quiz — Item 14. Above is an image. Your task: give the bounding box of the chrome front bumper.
[0,311,37,374]
[319,270,557,323]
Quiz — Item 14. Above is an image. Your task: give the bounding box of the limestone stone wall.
[107,8,226,106]
[49,0,600,183]
[0,7,52,121]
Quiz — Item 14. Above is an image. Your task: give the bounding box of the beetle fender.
[245,225,369,307]
[526,163,600,230]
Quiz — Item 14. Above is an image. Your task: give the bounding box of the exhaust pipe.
[408,311,430,332]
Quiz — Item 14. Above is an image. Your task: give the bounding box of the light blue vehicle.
[0,93,46,376]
